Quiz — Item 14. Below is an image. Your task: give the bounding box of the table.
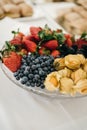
[0,16,87,130]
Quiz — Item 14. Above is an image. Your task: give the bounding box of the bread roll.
[11,0,24,4]
[19,3,33,17]
[3,4,20,18]
[0,8,5,19]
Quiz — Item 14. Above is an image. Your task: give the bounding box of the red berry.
[64,34,71,39]
[51,50,60,57]
[23,39,37,53]
[30,27,42,40]
[38,47,50,55]
[3,52,21,72]
[44,40,58,50]
[66,38,73,47]
[10,32,24,45]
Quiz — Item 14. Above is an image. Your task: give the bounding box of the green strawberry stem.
[81,32,87,41]
[11,28,20,38]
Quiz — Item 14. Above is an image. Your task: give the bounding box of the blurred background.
[0,0,87,35]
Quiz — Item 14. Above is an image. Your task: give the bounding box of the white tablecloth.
[0,18,87,130]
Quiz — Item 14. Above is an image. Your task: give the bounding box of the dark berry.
[28,74,34,79]
[21,76,28,84]
[26,81,30,86]
[14,72,19,77]
[24,70,29,75]
[15,76,20,80]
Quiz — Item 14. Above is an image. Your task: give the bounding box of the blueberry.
[34,74,40,79]
[21,76,28,84]
[45,61,50,66]
[34,70,38,74]
[38,68,43,71]
[39,70,45,76]
[23,55,27,59]
[15,76,20,80]
[47,70,51,74]
[50,68,55,72]
[22,59,26,64]
[31,65,36,70]
[41,63,45,67]
[28,79,32,84]
[31,83,35,87]
[31,56,35,61]
[27,58,31,63]
[26,66,30,71]
[21,65,26,70]
[19,73,23,78]
[19,69,24,73]
[29,62,33,66]
[33,78,37,82]
[29,69,33,73]
[36,64,40,68]
[23,63,27,66]
[28,74,34,79]
[40,77,45,81]
[27,53,31,58]
[34,59,39,64]
[43,67,48,71]
[40,84,45,89]
[49,55,54,60]
[14,71,19,77]
[21,80,25,84]
[36,82,40,87]
[24,70,29,75]
[26,81,30,86]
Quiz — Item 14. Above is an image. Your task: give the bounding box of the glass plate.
[1,63,87,99]
[0,17,86,98]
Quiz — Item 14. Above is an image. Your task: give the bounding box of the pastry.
[0,8,5,19]
[71,68,87,84]
[11,0,24,4]
[44,72,61,91]
[83,60,87,73]
[74,79,87,94]
[0,1,5,6]
[60,77,74,94]
[56,3,87,35]
[58,67,71,78]
[53,57,65,70]
[19,3,33,17]
[65,54,85,69]
[3,0,12,4]
[3,4,20,18]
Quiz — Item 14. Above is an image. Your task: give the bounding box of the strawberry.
[23,39,37,53]
[64,34,71,39]
[51,50,60,57]
[17,32,24,38]
[3,52,22,72]
[30,27,42,40]
[10,32,24,45]
[10,37,22,45]
[18,49,28,55]
[66,38,72,47]
[38,47,50,55]
[22,35,34,43]
[44,40,58,50]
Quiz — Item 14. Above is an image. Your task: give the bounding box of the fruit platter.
[1,24,87,98]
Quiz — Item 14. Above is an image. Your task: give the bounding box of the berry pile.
[13,54,55,88]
